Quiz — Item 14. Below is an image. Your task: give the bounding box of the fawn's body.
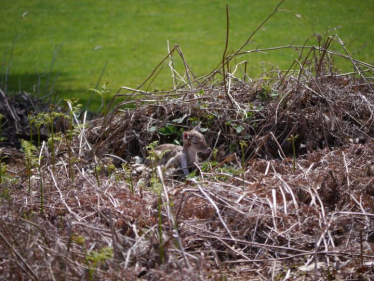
[152,126,211,175]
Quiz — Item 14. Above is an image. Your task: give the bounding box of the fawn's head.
[183,126,211,154]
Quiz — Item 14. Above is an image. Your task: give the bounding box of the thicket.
[0,2,373,280]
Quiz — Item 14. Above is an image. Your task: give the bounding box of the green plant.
[198,158,218,175]
[0,114,6,142]
[70,233,86,247]
[198,102,209,109]
[87,82,111,116]
[69,233,113,281]
[47,105,64,171]
[259,76,272,100]
[21,135,45,214]
[85,247,113,281]
[185,170,198,179]
[28,113,45,147]
[146,146,167,264]
[94,164,102,188]
[28,109,65,177]
[287,134,299,173]
[21,139,38,193]
[258,76,280,101]
[203,114,215,127]
[212,148,218,162]
[0,157,16,201]
[189,116,200,125]
[150,176,163,193]
[64,98,82,186]
[0,156,19,197]
[106,164,116,178]
[0,186,12,201]
[146,141,161,178]
[225,120,244,135]
[158,124,179,137]
[229,142,237,153]
[239,141,247,167]
[244,103,258,121]
[233,124,244,134]
[122,163,134,194]
[215,165,240,181]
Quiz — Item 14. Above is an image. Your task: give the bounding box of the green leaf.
[158,125,178,136]
[233,124,244,134]
[189,117,199,123]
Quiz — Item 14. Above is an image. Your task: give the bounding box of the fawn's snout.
[202,146,212,154]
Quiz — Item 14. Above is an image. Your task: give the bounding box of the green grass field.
[1,0,373,109]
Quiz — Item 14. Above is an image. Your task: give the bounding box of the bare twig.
[222,5,234,107]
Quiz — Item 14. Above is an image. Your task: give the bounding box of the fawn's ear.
[193,124,200,131]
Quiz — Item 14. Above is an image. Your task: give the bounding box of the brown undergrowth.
[1,11,374,281]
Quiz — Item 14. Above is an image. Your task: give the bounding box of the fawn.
[151,126,211,175]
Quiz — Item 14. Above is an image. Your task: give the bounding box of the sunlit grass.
[1,0,373,110]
